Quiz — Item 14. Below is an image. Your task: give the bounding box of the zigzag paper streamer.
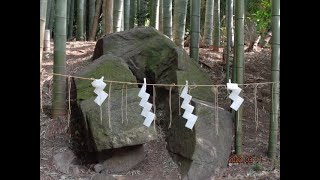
[91,76,108,106]
[180,81,198,129]
[227,79,244,111]
[138,78,155,127]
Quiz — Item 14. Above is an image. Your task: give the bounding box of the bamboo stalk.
[40,0,48,71]
[268,0,280,159]
[52,0,67,118]
[204,0,214,46]
[234,0,245,155]
[190,0,201,61]
[44,30,51,52]
[173,0,189,47]
[163,0,172,39]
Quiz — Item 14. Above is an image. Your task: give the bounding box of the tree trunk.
[49,0,55,37]
[105,0,114,34]
[83,0,87,39]
[137,0,147,26]
[268,0,280,160]
[124,0,130,30]
[102,0,106,34]
[129,0,136,28]
[173,0,189,47]
[159,0,163,32]
[190,0,200,61]
[225,0,233,82]
[163,0,172,39]
[204,0,214,46]
[213,0,221,47]
[46,0,52,29]
[121,4,124,31]
[234,0,245,155]
[150,0,160,29]
[52,0,67,118]
[137,0,141,25]
[88,0,96,39]
[114,0,124,32]
[44,30,51,51]
[89,0,103,40]
[40,0,48,71]
[67,0,71,38]
[68,0,75,40]
[77,0,84,40]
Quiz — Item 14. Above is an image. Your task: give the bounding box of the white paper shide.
[227,79,244,111]
[91,76,108,106]
[138,78,155,127]
[180,81,198,129]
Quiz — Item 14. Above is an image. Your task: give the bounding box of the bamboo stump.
[44,30,51,51]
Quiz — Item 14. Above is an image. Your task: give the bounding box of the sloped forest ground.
[40,41,280,180]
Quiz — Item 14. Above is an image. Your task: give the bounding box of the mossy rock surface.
[75,55,138,101]
[79,88,156,151]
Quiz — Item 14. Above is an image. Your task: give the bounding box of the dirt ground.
[40,41,280,180]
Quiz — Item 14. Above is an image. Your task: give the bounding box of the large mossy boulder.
[74,54,157,151]
[92,27,213,101]
[74,27,233,178]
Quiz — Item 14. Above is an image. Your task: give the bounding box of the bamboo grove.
[40,0,280,159]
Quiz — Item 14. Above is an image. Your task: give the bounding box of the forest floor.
[40,41,280,180]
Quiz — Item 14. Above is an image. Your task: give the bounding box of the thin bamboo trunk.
[89,0,103,40]
[137,0,147,26]
[77,0,84,40]
[137,0,141,25]
[46,0,52,29]
[83,0,87,39]
[234,0,245,155]
[189,0,192,41]
[121,4,124,31]
[105,0,114,34]
[88,0,96,39]
[231,1,234,47]
[124,0,130,30]
[40,0,48,71]
[190,0,200,61]
[150,0,160,29]
[159,0,163,32]
[44,30,51,51]
[268,0,280,160]
[204,0,214,46]
[129,0,136,28]
[67,0,75,40]
[114,0,124,32]
[102,0,106,34]
[163,0,172,39]
[67,0,71,38]
[52,0,67,118]
[213,0,221,47]
[49,0,55,37]
[173,0,189,47]
[226,0,233,82]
